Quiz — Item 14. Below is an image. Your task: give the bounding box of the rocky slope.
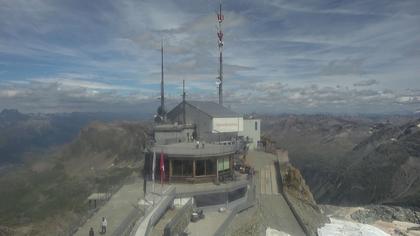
[282,163,329,236]
[330,119,420,206]
[0,121,149,235]
[262,115,420,207]
[262,115,374,201]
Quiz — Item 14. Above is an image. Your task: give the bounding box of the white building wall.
[238,119,261,150]
[212,117,244,133]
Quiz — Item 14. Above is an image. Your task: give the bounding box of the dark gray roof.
[187,100,240,118]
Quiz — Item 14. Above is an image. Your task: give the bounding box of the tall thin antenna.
[216,0,224,105]
[182,80,186,124]
[160,40,166,121]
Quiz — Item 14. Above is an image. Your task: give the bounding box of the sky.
[0,0,419,114]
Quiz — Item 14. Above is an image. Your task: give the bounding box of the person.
[89,227,94,236]
[101,217,107,234]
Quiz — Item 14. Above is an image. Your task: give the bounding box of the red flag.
[160,151,165,185]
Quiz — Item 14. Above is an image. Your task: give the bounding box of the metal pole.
[152,152,156,206]
[183,80,186,124]
[161,40,165,121]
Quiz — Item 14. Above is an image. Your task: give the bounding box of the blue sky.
[0,0,419,114]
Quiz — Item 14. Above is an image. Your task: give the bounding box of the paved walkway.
[74,179,144,236]
[248,150,306,236]
[260,164,279,195]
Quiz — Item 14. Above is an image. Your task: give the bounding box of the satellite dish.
[154,115,162,123]
[216,80,221,85]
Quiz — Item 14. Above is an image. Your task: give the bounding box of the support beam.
[169,160,173,181]
[192,160,196,178]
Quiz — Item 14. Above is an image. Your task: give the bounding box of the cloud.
[0,0,419,113]
[320,59,364,76]
[353,79,379,87]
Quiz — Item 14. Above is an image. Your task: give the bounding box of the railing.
[144,187,176,236]
[213,175,256,236]
[112,207,142,236]
[163,199,193,236]
[154,143,237,157]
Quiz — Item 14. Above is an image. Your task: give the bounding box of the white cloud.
[0,0,419,113]
[353,79,379,87]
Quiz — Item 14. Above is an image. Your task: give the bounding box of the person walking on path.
[101,217,107,234]
[89,227,94,236]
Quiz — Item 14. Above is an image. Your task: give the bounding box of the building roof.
[151,142,236,159]
[186,100,240,118]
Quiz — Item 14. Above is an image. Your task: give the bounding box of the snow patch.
[318,218,389,236]
[266,227,290,236]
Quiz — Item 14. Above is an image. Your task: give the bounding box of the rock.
[351,205,420,225]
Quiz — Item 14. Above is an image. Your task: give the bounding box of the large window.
[196,160,205,176]
[195,159,216,176]
[218,157,230,171]
[255,121,258,130]
[172,160,193,177]
[205,160,215,175]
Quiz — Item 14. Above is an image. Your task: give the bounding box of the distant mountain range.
[0,120,149,235]
[262,114,420,207]
[0,109,150,165]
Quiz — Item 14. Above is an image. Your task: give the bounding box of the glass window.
[183,160,192,176]
[172,160,193,177]
[196,160,205,176]
[173,160,183,176]
[223,157,230,170]
[205,160,215,175]
[255,121,258,130]
[217,157,230,171]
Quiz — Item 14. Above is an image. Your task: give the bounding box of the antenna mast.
[160,40,166,121]
[182,80,186,124]
[216,0,224,105]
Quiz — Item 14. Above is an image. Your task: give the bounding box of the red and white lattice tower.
[216,0,224,105]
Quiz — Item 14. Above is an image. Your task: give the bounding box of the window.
[172,160,193,177]
[184,160,193,176]
[255,121,258,130]
[196,160,205,176]
[218,157,230,171]
[205,160,215,175]
[173,160,183,176]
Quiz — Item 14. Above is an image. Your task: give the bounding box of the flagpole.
[152,151,156,206]
[160,150,164,195]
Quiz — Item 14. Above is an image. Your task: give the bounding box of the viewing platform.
[151,142,237,159]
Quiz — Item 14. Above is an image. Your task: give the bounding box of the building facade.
[238,119,261,150]
[166,100,243,142]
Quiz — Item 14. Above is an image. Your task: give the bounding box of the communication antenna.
[182,80,186,124]
[155,40,166,123]
[216,0,224,105]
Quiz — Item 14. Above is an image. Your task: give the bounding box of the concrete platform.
[186,209,231,236]
[74,179,144,236]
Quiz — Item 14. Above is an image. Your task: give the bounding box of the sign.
[212,117,243,133]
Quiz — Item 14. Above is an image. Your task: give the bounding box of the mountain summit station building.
[146,100,260,183]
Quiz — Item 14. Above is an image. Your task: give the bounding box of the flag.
[160,151,165,185]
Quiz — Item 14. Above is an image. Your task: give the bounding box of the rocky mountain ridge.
[262,115,420,207]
